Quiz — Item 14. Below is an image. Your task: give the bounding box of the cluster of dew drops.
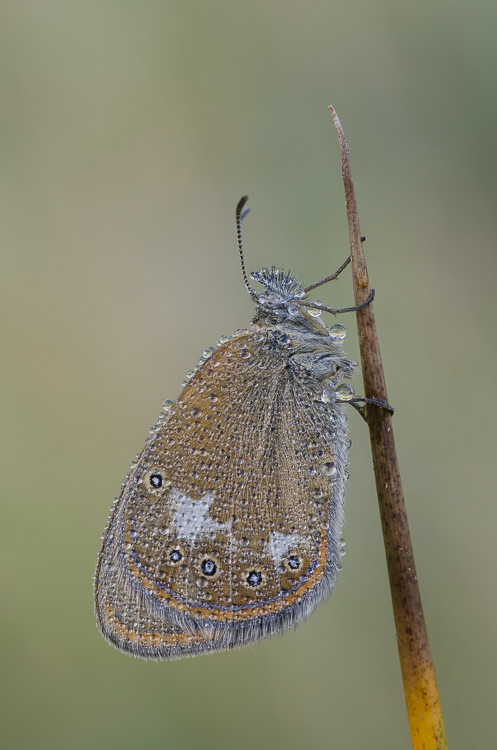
[128,305,356,470]
[100,296,357,571]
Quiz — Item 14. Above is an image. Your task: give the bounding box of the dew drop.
[322,461,337,477]
[336,383,355,401]
[329,323,346,339]
[308,301,323,317]
[287,304,299,317]
[321,387,335,404]
[264,292,281,307]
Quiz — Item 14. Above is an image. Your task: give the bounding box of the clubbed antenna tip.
[235,196,258,302]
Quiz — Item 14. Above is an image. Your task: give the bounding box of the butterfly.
[94,196,373,660]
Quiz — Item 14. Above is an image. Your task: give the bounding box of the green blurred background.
[2,1,496,748]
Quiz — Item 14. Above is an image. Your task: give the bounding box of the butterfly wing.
[94,329,349,659]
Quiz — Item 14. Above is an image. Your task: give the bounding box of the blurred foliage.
[1,2,496,749]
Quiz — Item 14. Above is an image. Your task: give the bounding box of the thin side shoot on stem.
[328,104,448,750]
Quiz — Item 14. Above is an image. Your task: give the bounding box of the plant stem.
[329,104,448,750]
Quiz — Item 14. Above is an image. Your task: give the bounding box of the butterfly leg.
[348,396,394,422]
[301,288,376,316]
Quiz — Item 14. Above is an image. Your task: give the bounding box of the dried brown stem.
[328,105,448,750]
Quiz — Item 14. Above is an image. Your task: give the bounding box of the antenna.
[236,196,258,302]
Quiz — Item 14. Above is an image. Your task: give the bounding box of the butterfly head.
[251,266,305,311]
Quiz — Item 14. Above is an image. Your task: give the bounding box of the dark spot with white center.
[201,558,217,576]
[246,570,263,587]
[170,549,182,563]
[287,554,301,570]
[149,472,163,488]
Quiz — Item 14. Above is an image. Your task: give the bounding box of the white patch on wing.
[268,531,304,564]
[170,488,231,543]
